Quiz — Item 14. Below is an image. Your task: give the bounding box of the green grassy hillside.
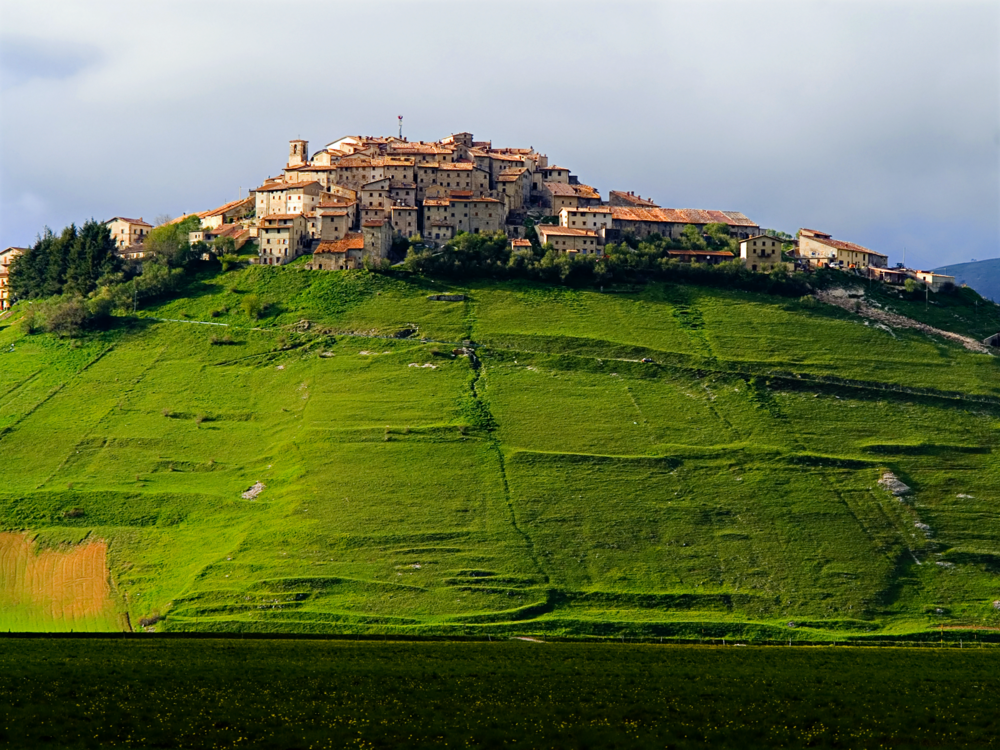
[2,265,1000,639]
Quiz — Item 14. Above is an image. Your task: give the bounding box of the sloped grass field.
[1,266,999,637]
[0,639,997,750]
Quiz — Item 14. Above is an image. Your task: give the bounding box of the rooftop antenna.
[398,115,403,140]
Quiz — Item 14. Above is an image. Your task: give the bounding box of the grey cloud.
[0,1,996,270]
[0,35,102,88]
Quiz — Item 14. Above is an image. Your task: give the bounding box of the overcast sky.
[1,0,997,269]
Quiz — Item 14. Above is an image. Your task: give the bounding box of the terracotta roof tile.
[537,226,598,238]
[610,206,756,227]
[807,235,887,258]
[254,181,321,193]
[105,216,152,227]
[315,233,364,254]
[544,182,600,199]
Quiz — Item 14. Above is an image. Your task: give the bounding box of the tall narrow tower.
[398,115,403,139]
[288,139,308,167]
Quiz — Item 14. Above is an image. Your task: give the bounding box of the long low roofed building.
[797,228,887,269]
[609,207,759,241]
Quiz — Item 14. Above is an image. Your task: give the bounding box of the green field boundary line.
[0,345,114,442]
[0,367,44,406]
[33,346,169,491]
[478,342,1000,407]
[0,632,1000,651]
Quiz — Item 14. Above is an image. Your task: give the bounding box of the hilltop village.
[0,130,955,312]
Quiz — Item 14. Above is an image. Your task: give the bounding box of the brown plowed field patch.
[0,532,124,632]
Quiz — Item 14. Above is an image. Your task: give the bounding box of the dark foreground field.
[0,639,997,749]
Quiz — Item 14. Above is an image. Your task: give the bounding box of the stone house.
[797,228,888,269]
[377,156,416,184]
[914,270,955,292]
[362,219,394,263]
[609,190,659,208]
[390,205,419,238]
[415,162,490,201]
[317,204,353,241]
[254,181,323,218]
[199,197,254,229]
[360,178,391,216]
[189,223,251,252]
[541,182,602,216]
[306,233,365,270]
[104,217,152,249]
[387,143,455,164]
[389,181,417,207]
[536,226,601,255]
[533,165,570,192]
[0,247,25,310]
[559,207,613,236]
[496,168,531,211]
[422,197,503,241]
[740,234,786,272]
[329,156,381,192]
[258,214,307,265]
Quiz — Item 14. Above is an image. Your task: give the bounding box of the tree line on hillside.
[402,224,814,297]
[8,216,203,336]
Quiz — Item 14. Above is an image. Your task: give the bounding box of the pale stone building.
[104,217,152,249]
[389,182,417,207]
[797,228,887,269]
[0,247,26,311]
[740,235,786,272]
[536,226,601,255]
[254,181,323,218]
[541,182,602,216]
[258,214,307,265]
[317,204,353,242]
[306,233,365,270]
[914,270,955,292]
[199,197,254,230]
[559,206,613,234]
[415,162,490,201]
[496,168,531,211]
[360,178,391,215]
[362,219,394,263]
[390,205,419,238]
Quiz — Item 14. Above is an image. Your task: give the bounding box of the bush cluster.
[401,226,814,297]
[10,217,200,336]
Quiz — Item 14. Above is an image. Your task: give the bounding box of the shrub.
[242,294,262,319]
[62,507,85,519]
[19,307,39,335]
[219,253,242,272]
[138,613,164,628]
[904,278,922,294]
[798,295,818,308]
[45,296,87,337]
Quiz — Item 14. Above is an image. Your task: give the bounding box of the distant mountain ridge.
[933,257,1000,301]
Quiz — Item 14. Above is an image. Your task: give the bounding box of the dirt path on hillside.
[816,289,992,354]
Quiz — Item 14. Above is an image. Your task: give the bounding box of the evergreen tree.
[8,220,120,301]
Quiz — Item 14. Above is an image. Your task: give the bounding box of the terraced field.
[0,267,999,637]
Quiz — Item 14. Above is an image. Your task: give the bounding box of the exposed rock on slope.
[817,289,991,353]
